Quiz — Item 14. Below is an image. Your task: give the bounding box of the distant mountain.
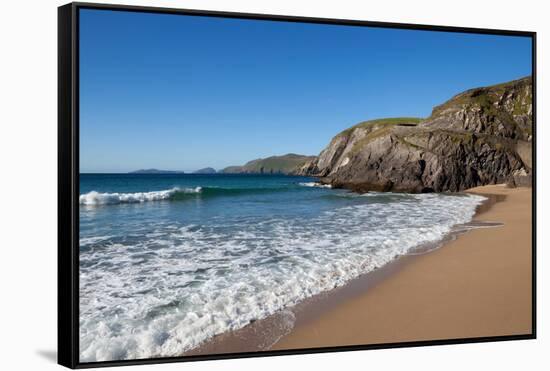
[193,167,217,174]
[129,169,185,174]
[221,166,243,173]
[221,154,317,175]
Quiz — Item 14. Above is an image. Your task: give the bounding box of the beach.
[272,184,533,350]
[78,175,533,360]
[188,184,532,355]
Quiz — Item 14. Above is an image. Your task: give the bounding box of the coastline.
[186,184,532,355]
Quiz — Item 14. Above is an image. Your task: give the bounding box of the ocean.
[79,173,485,361]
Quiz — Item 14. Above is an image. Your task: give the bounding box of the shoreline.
[186,185,532,356]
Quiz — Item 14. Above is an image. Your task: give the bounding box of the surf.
[79,185,306,205]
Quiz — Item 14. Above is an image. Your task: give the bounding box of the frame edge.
[60,2,537,368]
[71,1,535,36]
[58,2,78,369]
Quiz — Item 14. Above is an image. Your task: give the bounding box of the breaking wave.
[79,187,202,205]
[79,186,300,205]
[298,182,332,188]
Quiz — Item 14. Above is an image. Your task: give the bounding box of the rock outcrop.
[222,153,317,175]
[299,77,532,192]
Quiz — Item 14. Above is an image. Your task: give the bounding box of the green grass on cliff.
[486,76,532,93]
[430,76,532,117]
[339,117,424,137]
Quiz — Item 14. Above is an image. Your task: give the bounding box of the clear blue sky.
[79,9,532,173]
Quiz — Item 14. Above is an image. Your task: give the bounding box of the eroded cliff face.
[300,77,532,192]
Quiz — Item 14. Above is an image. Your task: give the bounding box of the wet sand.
[187,185,533,355]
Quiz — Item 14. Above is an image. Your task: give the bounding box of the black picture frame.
[58,2,537,369]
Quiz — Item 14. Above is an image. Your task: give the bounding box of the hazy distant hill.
[193,167,217,174]
[222,154,316,175]
[129,169,185,174]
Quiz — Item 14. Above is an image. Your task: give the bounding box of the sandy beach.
[272,184,533,350]
[188,185,533,355]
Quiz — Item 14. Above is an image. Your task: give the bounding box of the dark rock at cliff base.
[298,77,532,192]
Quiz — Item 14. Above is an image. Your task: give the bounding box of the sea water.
[79,173,485,361]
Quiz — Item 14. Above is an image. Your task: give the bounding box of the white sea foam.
[79,187,202,205]
[298,182,332,188]
[79,235,114,247]
[79,192,485,362]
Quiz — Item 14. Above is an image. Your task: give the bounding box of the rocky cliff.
[222,153,317,175]
[300,77,532,192]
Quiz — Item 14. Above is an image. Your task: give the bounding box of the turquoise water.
[80,174,355,237]
[79,173,485,362]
